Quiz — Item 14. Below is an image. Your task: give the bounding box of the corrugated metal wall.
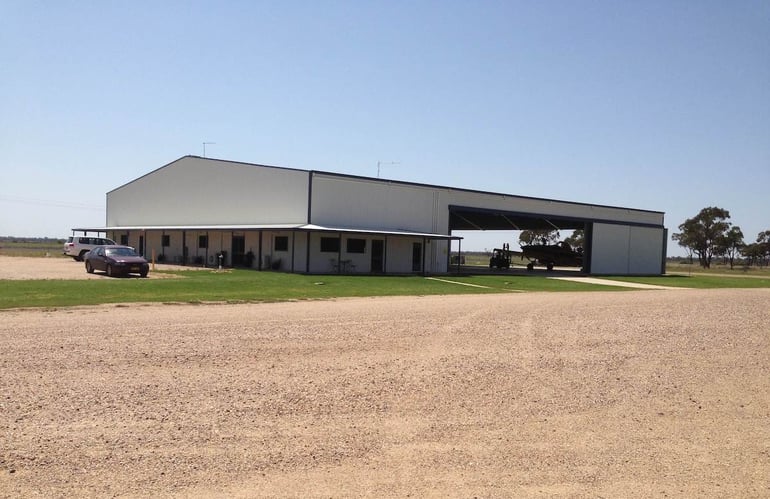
[590,223,666,275]
[107,157,309,227]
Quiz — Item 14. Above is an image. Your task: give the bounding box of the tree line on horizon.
[0,236,65,243]
[672,207,769,269]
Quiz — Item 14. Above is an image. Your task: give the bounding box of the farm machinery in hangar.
[520,241,583,271]
[488,241,584,271]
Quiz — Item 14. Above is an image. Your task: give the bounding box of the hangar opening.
[448,205,594,274]
[447,200,667,276]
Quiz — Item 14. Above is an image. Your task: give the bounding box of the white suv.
[63,236,117,261]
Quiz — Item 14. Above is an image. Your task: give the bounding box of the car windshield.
[105,247,138,257]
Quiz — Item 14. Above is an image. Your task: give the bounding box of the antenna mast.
[377,160,400,178]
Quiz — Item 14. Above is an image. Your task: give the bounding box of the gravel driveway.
[0,256,194,280]
[1,258,769,497]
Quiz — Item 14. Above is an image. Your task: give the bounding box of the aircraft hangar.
[77,156,666,275]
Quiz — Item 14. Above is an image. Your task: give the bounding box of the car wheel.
[140,270,148,278]
[106,264,114,277]
[77,250,88,262]
[86,261,94,274]
[546,263,554,271]
[526,262,534,271]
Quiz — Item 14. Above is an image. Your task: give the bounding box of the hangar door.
[589,223,666,275]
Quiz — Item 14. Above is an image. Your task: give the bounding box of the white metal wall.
[309,173,665,275]
[299,233,442,274]
[310,173,663,247]
[260,231,307,272]
[306,233,367,273]
[107,157,309,227]
[311,174,439,232]
[432,239,449,273]
[590,223,665,275]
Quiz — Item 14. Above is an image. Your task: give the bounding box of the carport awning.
[72,224,461,240]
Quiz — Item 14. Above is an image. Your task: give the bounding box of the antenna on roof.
[377,160,400,178]
[202,142,216,158]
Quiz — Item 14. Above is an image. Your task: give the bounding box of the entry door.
[231,235,246,266]
[412,242,422,272]
[371,240,384,273]
[138,236,144,256]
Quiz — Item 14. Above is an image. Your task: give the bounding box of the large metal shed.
[79,156,666,275]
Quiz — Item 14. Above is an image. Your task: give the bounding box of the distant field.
[665,260,770,277]
[0,239,65,258]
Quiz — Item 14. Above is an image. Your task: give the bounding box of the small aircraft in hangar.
[520,241,583,271]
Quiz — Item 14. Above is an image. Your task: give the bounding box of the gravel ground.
[0,256,199,280]
[1,259,769,497]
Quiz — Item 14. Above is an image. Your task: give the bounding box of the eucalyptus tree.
[755,230,770,266]
[564,229,585,250]
[519,229,560,246]
[716,226,744,269]
[672,207,732,268]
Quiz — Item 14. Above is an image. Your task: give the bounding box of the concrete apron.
[549,277,686,290]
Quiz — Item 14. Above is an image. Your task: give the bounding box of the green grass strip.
[2,269,768,310]
[605,274,770,289]
[1,270,625,310]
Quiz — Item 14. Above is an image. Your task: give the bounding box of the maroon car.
[84,245,150,277]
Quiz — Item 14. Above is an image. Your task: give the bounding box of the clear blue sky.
[2,1,768,255]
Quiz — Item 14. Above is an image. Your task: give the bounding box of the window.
[320,237,340,253]
[198,235,208,249]
[162,235,170,247]
[120,235,129,245]
[346,238,366,254]
[274,236,289,252]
